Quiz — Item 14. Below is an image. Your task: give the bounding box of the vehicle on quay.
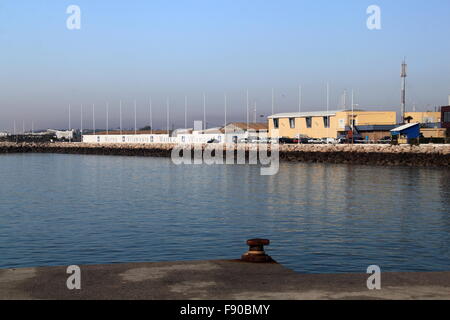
[278,137,299,144]
[238,137,264,144]
[308,138,324,144]
[321,138,338,144]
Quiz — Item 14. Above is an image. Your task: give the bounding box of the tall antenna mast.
[401,58,408,123]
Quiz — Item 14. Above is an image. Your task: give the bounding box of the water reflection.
[0,154,448,273]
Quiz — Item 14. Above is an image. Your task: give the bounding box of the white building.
[47,129,74,140]
[82,134,172,144]
[81,122,269,145]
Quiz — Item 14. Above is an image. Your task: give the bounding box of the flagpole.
[246,89,249,130]
[69,104,71,142]
[224,94,227,128]
[203,93,206,130]
[185,95,188,129]
[119,100,122,135]
[271,88,275,115]
[326,82,330,142]
[351,89,355,144]
[166,97,170,135]
[92,103,95,135]
[298,85,302,142]
[80,104,83,138]
[106,102,109,135]
[134,99,137,135]
[149,97,152,134]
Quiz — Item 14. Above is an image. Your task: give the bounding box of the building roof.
[390,122,420,132]
[225,122,268,130]
[268,110,343,119]
[352,125,398,131]
[194,127,225,134]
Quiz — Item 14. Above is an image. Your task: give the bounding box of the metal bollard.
[241,239,273,263]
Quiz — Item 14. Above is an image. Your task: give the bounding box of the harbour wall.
[0,142,449,167]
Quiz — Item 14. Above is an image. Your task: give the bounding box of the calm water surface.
[0,153,449,273]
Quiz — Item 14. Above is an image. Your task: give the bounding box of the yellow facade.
[404,112,441,124]
[420,128,446,138]
[268,110,397,139]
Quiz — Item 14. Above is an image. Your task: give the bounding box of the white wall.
[82,132,266,144]
[82,134,172,144]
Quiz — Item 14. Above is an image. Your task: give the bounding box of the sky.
[1,0,450,131]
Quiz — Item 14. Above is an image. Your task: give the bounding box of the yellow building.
[268,110,397,139]
[404,112,441,125]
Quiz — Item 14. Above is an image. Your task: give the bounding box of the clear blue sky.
[1,0,450,131]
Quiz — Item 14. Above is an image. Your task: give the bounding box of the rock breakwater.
[0,142,449,167]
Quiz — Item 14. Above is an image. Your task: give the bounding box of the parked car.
[278,137,297,144]
[308,138,324,144]
[321,138,338,144]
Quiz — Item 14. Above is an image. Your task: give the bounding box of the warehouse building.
[268,110,397,141]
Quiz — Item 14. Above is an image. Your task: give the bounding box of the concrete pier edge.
[0,260,449,300]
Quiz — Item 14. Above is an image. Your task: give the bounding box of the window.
[444,112,450,123]
[273,119,279,129]
[306,117,312,128]
[289,118,295,129]
[323,116,330,128]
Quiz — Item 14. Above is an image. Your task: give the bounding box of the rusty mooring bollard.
[241,239,273,263]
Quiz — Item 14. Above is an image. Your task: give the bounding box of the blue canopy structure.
[390,123,420,139]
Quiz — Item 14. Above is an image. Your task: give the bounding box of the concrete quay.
[0,142,449,167]
[1,260,449,300]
